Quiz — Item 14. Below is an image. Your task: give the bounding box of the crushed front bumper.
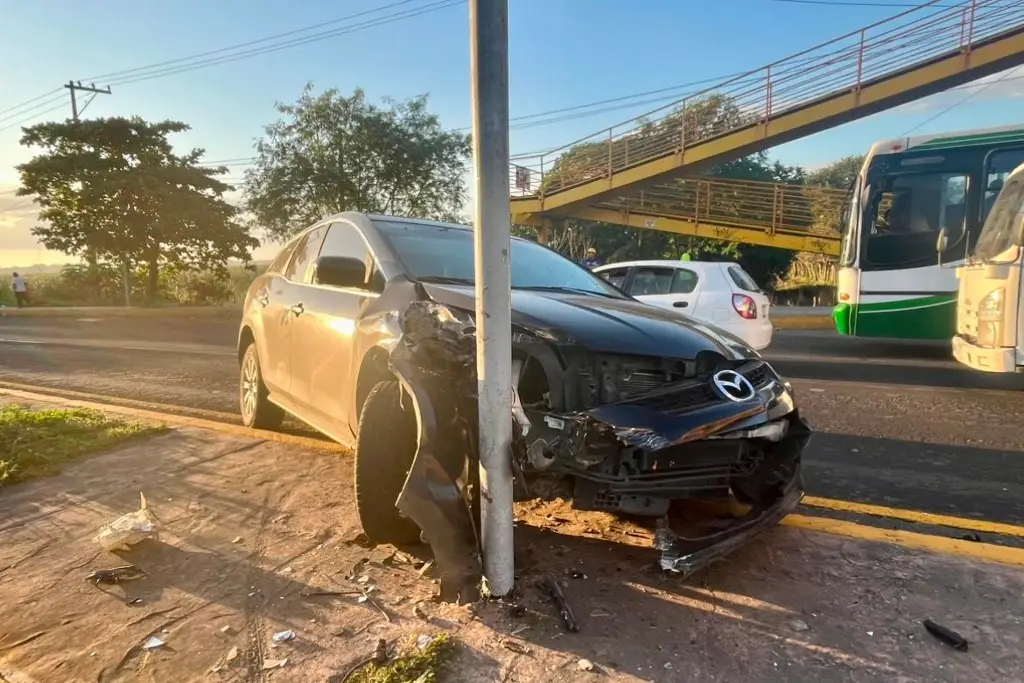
[388,301,812,599]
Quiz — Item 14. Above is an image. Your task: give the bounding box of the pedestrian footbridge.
[510,0,1024,251]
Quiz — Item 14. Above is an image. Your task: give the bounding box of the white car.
[593,260,774,350]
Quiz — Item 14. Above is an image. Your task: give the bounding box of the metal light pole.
[470,0,514,597]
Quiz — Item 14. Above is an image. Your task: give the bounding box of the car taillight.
[732,293,757,320]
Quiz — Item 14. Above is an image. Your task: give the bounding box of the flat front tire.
[354,380,421,545]
[239,342,284,430]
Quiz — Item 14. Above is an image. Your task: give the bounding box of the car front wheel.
[354,380,421,545]
[239,342,284,430]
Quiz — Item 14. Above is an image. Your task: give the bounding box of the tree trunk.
[146,251,159,306]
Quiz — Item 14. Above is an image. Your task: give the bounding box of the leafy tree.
[245,85,471,241]
[781,155,864,288]
[16,117,255,304]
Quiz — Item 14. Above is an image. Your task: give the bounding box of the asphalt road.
[2,313,1023,530]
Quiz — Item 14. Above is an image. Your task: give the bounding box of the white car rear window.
[727,265,760,292]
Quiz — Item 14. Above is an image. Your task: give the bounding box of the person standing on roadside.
[11,272,29,308]
[582,247,603,270]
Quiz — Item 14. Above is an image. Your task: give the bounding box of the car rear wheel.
[354,380,421,545]
[239,342,284,430]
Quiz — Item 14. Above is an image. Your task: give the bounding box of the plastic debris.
[923,619,969,651]
[577,658,595,672]
[273,630,295,643]
[94,493,159,551]
[788,619,809,632]
[417,634,432,650]
[143,636,164,650]
[544,578,579,633]
[86,565,146,585]
[262,658,288,670]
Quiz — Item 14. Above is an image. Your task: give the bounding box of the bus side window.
[983,148,1024,225]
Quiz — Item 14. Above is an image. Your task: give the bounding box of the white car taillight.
[732,293,757,320]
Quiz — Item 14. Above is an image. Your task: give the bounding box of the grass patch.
[773,315,836,331]
[347,633,456,683]
[0,403,162,486]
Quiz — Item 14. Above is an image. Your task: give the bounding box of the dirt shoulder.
[0,398,1020,683]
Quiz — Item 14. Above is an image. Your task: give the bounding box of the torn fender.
[390,355,482,603]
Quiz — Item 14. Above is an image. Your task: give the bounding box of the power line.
[106,0,463,87]
[900,66,1023,136]
[1,0,460,126]
[84,0,426,82]
[0,88,64,120]
[0,93,67,127]
[766,0,969,7]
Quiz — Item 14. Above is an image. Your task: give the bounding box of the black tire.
[239,342,285,430]
[355,380,421,545]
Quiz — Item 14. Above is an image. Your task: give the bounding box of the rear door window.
[629,267,675,296]
[727,265,759,292]
[597,267,630,289]
[671,268,699,294]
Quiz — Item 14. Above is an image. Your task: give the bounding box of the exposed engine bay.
[388,299,812,601]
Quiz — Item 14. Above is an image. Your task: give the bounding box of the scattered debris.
[272,630,295,643]
[94,493,159,551]
[413,602,429,620]
[417,634,432,650]
[126,597,144,606]
[960,532,982,542]
[788,619,809,632]
[418,560,434,577]
[577,658,595,672]
[86,565,146,585]
[501,639,531,655]
[142,636,164,650]
[569,569,587,579]
[335,638,390,683]
[923,619,969,651]
[300,589,363,597]
[220,625,236,635]
[232,536,243,544]
[262,658,288,670]
[226,647,239,661]
[544,578,579,633]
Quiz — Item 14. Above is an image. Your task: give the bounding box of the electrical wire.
[900,66,1023,136]
[0,88,64,119]
[83,0,427,82]
[0,0,460,127]
[106,0,464,87]
[766,0,973,7]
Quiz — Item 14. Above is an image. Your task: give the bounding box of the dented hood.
[421,283,757,360]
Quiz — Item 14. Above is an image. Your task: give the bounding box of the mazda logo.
[711,369,757,402]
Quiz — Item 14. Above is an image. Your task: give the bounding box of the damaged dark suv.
[238,213,811,598]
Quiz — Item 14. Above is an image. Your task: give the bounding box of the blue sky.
[2,0,1024,266]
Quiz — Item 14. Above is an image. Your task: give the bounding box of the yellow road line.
[802,495,1024,538]
[784,514,1024,567]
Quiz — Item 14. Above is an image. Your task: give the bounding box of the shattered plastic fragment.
[272,630,295,643]
[143,636,164,650]
[95,493,159,551]
[923,619,969,651]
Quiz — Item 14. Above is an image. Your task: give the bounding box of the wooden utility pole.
[64,81,111,121]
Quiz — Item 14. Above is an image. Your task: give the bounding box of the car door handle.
[673,301,689,308]
[290,303,305,316]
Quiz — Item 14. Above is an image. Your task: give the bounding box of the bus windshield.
[973,171,1024,262]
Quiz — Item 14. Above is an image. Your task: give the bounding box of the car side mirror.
[936,226,949,254]
[314,255,368,289]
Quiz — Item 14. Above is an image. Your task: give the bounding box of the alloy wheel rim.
[241,354,259,420]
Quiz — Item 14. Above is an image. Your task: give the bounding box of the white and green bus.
[834,125,1024,340]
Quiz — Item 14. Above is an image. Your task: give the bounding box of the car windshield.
[374,220,628,298]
